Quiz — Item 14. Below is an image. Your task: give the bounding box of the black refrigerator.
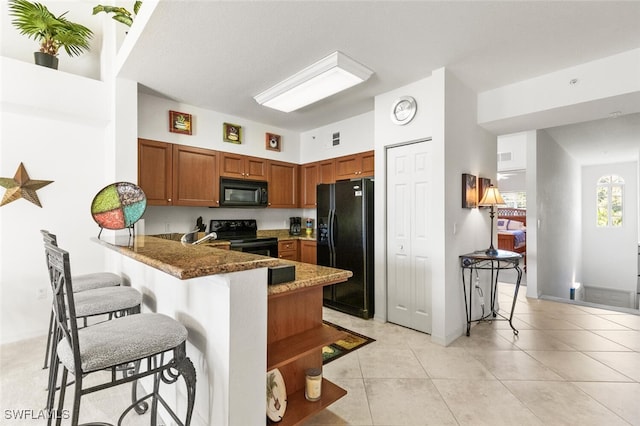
[317,178,374,319]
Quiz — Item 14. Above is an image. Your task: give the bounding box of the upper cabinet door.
[138,139,173,206]
[219,152,245,179]
[334,151,374,180]
[300,162,319,208]
[245,156,268,180]
[268,160,298,208]
[172,145,219,207]
[220,152,268,181]
[360,151,375,177]
[318,159,336,184]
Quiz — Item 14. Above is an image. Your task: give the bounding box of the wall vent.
[497,151,512,162]
[332,132,340,146]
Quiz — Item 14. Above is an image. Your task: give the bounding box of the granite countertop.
[94,235,278,279]
[266,260,352,296]
[94,235,351,295]
[257,229,316,241]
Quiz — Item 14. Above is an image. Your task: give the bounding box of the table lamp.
[478,185,505,256]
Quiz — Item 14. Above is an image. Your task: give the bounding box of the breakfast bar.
[95,234,352,426]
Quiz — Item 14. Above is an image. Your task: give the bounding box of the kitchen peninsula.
[95,235,352,426]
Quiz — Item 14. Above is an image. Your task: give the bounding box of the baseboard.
[583,285,636,309]
[539,294,640,315]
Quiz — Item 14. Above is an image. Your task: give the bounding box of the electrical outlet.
[36,287,47,300]
[165,223,171,232]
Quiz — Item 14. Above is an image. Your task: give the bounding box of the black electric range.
[209,219,278,258]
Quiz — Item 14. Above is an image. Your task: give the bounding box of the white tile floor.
[310,283,640,426]
[1,282,638,425]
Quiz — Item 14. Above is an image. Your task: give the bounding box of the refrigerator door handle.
[329,208,336,267]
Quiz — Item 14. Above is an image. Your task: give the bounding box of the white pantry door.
[386,140,433,333]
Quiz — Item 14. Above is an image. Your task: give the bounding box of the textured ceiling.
[117,1,640,163]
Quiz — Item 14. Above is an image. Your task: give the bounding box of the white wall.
[136,95,380,234]
[138,93,301,164]
[373,68,495,345]
[374,74,435,331]
[535,130,582,299]
[581,162,638,294]
[478,48,640,135]
[137,93,306,233]
[524,130,539,298]
[299,112,374,163]
[441,69,497,344]
[497,132,527,171]
[0,1,103,80]
[0,57,111,343]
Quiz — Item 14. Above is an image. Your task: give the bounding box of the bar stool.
[44,243,196,426]
[40,230,141,371]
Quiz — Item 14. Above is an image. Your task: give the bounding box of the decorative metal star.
[0,163,53,207]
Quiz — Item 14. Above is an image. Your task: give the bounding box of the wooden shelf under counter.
[268,282,348,425]
[267,325,347,371]
[267,379,347,426]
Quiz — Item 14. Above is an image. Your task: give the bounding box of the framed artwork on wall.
[478,177,491,207]
[265,133,281,151]
[169,110,192,135]
[462,173,477,208]
[223,123,242,144]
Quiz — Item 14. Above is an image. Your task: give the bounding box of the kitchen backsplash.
[142,206,317,235]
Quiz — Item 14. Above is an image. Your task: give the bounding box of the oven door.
[230,238,278,258]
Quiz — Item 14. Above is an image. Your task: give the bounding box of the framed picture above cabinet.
[169,110,192,135]
[223,123,242,144]
[265,133,281,152]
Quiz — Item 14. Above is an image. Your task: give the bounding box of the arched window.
[596,175,624,227]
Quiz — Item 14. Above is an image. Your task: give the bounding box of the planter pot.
[34,52,58,70]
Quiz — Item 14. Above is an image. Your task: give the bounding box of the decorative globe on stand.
[91,182,146,238]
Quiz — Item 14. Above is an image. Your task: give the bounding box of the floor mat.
[322,321,375,365]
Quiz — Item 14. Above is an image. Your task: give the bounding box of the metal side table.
[459,250,523,336]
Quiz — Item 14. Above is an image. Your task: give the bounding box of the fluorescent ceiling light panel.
[254,51,374,113]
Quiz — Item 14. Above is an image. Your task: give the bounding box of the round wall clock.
[390,96,417,125]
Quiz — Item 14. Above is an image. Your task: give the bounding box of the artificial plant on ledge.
[8,0,93,70]
[93,1,142,27]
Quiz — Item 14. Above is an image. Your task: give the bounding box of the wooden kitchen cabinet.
[300,163,319,208]
[334,150,374,180]
[300,159,336,208]
[299,240,317,264]
[138,139,220,207]
[219,152,268,181]
[268,160,298,208]
[172,144,220,207]
[138,139,173,206]
[278,239,298,261]
[318,159,335,184]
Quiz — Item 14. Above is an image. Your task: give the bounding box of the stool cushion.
[57,313,188,374]
[74,287,142,317]
[73,272,122,293]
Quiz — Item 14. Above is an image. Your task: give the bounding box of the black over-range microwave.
[219,177,268,207]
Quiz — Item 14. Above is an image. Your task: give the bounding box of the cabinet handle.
[168,198,172,202]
